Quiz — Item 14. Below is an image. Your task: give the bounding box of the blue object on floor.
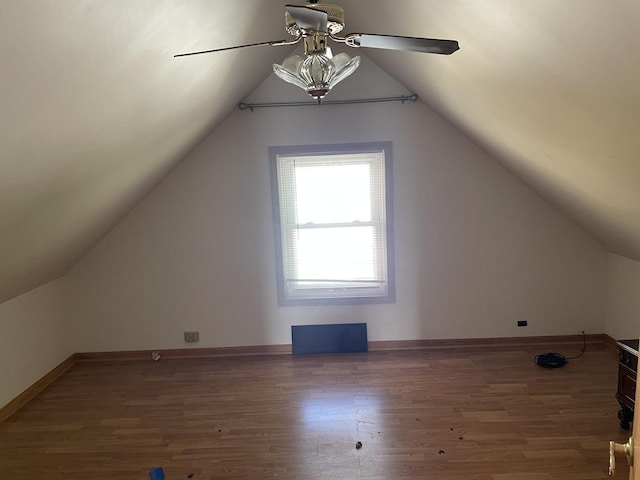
[149,467,165,480]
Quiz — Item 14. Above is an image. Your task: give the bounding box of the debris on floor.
[438,450,445,454]
[355,441,363,449]
[151,351,161,362]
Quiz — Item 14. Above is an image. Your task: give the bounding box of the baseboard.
[0,354,77,424]
[1,334,616,424]
[76,335,605,361]
[369,334,610,351]
[75,343,292,361]
[602,333,619,352]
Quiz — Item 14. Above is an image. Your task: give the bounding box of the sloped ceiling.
[0,0,638,303]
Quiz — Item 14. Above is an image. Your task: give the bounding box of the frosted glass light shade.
[273,52,360,100]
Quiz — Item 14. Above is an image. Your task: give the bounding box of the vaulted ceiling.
[1,0,638,303]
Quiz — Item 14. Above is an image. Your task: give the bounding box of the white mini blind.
[274,147,391,302]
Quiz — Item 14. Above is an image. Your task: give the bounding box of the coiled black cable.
[534,330,586,368]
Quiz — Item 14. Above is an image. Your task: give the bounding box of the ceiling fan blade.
[174,40,289,58]
[351,34,459,55]
[285,4,328,32]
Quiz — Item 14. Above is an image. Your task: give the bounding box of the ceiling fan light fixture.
[273,51,360,101]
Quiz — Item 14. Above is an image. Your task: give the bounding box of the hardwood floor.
[0,343,629,479]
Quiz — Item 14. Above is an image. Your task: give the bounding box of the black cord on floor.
[564,330,587,360]
[534,330,586,368]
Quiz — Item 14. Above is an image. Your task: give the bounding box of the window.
[269,142,394,305]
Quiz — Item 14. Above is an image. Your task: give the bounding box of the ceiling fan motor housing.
[285,3,345,36]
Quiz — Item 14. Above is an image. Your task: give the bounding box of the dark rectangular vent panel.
[291,323,368,354]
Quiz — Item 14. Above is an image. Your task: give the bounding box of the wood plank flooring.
[0,343,629,479]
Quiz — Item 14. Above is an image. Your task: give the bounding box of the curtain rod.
[238,94,418,111]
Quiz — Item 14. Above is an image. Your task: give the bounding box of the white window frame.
[269,142,395,305]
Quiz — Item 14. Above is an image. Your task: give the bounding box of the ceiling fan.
[175,1,460,102]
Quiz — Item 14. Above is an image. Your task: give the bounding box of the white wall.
[0,277,71,409]
[68,56,608,352]
[605,253,640,340]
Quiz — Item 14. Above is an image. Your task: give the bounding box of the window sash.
[270,142,394,305]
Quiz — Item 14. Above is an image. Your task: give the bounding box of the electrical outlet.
[184,331,199,343]
[517,320,528,327]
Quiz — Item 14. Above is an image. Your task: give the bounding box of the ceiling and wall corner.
[0,1,290,303]
[0,0,638,306]
[351,0,640,258]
